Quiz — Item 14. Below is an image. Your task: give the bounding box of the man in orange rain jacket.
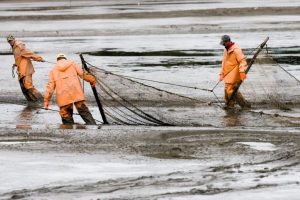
[7,34,44,102]
[219,35,251,109]
[44,53,97,125]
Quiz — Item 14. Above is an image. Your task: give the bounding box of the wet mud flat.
[0,126,300,199]
[0,0,300,199]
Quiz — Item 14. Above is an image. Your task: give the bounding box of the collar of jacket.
[12,40,23,50]
[226,42,236,53]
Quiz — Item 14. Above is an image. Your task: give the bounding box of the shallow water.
[0,0,300,199]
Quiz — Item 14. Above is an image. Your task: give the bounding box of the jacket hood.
[55,59,73,72]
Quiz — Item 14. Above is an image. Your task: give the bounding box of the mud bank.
[1,126,300,155]
[0,127,300,199]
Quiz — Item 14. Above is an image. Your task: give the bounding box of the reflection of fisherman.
[219,35,251,109]
[7,34,44,102]
[44,54,97,125]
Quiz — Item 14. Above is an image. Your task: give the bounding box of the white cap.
[56,53,66,60]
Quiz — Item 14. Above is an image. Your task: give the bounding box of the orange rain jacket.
[44,59,96,107]
[12,40,43,79]
[220,43,248,84]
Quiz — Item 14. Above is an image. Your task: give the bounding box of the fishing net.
[81,40,300,125]
[239,47,300,110]
[85,61,203,126]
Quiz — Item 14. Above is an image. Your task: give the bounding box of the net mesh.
[82,42,300,125]
[87,62,201,125]
[240,47,300,109]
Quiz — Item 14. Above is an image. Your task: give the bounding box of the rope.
[277,64,300,84]
[85,61,205,103]
[96,78,169,125]
[97,84,154,125]
[81,42,298,119]
[264,46,300,84]
[118,75,212,92]
[0,99,103,124]
[44,60,56,64]
[113,45,261,94]
[211,90,223,108]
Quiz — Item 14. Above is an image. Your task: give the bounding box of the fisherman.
[44,54,97,125]
[7,34,44,102]
[219,35,251,109]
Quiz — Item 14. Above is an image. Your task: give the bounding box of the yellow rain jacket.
[12,40,43,79]
[220,43,248,84]
[44,59,96,107]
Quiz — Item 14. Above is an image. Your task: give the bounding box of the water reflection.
[223,109,243,127]
[59,124,86,129]
[58,124,101,129]
[16,124,32,129]
[16,106,40,124]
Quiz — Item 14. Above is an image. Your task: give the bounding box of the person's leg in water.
[75,100,96,125]
[20,75,43,102]
[19,77,31,101]
[236,91,251,109]
[59,103,75,124]
[224,83,235,109]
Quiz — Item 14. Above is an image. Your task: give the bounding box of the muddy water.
[0,0,300,199]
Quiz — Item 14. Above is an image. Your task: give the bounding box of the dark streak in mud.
[189,187,232,195]
[139,61,220,68]
[84,49,223,67]
[268,46,300,55]
[264,46,300,65]
[1,1,218,12]
[273,56,300,65]
[254,162,300,173]
[83,49,219,57]
[84,46,300,68]
[4,6,84,12]
[1,6,299,21]
[0,51,12,55]
[0,139,53,143]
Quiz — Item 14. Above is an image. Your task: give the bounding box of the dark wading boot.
[19,78,43,105]
[62,117,75,125]
[236,92,251,109]
[27,88,43,101]
[77,104,96,125]
[224,98,235,110]
[19,78,32,101]
[26,88,43,107]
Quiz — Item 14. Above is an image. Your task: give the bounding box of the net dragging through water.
[81,40,300,126]
[86,61,203,126]
[240,47,300,110]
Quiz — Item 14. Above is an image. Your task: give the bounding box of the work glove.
[219,74,224,81]
[36,57,45,62]
[44,101,49,110]
[91,81,97,88]
[240,72,246,81]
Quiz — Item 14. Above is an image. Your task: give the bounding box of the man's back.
[48,59,85,107]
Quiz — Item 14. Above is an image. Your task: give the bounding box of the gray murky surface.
[0,0,300,199]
